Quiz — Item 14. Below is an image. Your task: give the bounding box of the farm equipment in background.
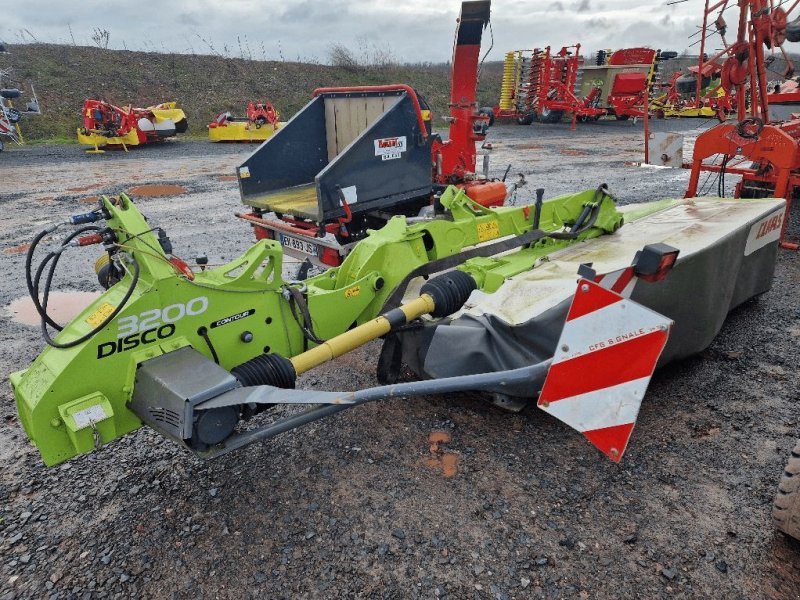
[579,48,677,120]
[0,67,41,153]
[77,99,188,153]
[684,0,800,249]
[494,45,605,126]
[235,1,507,268]
[650,57,734,119]
[495,46,671,125]
[208,101,283,142]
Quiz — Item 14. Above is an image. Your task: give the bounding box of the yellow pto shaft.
[290,294,435,375]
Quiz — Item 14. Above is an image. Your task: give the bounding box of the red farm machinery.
[650,61,735,119]
[234,1,511,268]
[685,0,800,249]
[494,46,670,126]
[208,101,282,143]
[77,99,188,152]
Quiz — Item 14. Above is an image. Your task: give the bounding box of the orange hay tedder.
[685,0,800,250]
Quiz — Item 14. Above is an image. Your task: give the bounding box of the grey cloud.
[573,0,591,12]
[2,0,704,63]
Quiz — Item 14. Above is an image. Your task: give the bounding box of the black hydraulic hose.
[547,184,611,240]
[41,255,140,349]
[285,285,326,346]
[27,225,102,331]
[25,225,64,330]
[197,327,220,365]
[718,156,729,198]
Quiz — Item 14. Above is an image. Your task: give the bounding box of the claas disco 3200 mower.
[10,182,785,467]
[8,0,789,470]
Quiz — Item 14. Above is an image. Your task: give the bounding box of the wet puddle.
[425,430,459,478]
[559,148,589,157]
[4,243,31,255]
[66,185,96,193]
[127,184,188,197]
[6,291,101,327]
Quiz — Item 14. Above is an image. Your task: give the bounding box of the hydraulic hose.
[547,184,612,240]
[41,254,140,349]
[26,225,102,331]
[26,220,141,349]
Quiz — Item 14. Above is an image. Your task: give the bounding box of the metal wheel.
[774,440,800,541]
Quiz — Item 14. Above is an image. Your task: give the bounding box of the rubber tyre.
[478,107,495,127]
[538,108,564,124]
[616,114,630,121]
[174,118,188,134]
[516,113,535,125]
[659,50,679,60]
[774,441,800,541]
[787,17,800,43]
[739,180,774,199]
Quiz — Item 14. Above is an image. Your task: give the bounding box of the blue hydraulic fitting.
[69,211,101,225]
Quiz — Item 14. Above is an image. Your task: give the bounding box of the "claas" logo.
[756,213,783,239]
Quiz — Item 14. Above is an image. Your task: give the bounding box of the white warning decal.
[744,208,785,256]
[374,136,407,161]
[72,405,108,429]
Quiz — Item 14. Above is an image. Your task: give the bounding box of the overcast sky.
[2,1,709,63]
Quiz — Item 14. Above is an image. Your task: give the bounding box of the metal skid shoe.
[131,248,677,463]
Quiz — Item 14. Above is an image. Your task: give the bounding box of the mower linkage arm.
[193,360,552,459]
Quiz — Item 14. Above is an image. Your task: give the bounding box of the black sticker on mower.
[211,309,256,328]
[96,324,176,359]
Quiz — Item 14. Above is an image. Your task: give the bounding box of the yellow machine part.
[499,50,524,110]
[148,102,186,124]
[76,127,140,148]
[660,106,719,118]
[208,121,283,142]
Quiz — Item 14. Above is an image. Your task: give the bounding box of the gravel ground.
[1,119,800,600]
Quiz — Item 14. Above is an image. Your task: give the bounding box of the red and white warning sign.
[374,136,407,161]
[538,279,672,463]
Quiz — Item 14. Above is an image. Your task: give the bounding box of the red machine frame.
[246,101,279,127]
[79,99,186,146]
[493,45,606,127]
[686,0,800,249]
[494,46,661,126]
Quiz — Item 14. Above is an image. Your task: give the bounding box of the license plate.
[278,233,318,257]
